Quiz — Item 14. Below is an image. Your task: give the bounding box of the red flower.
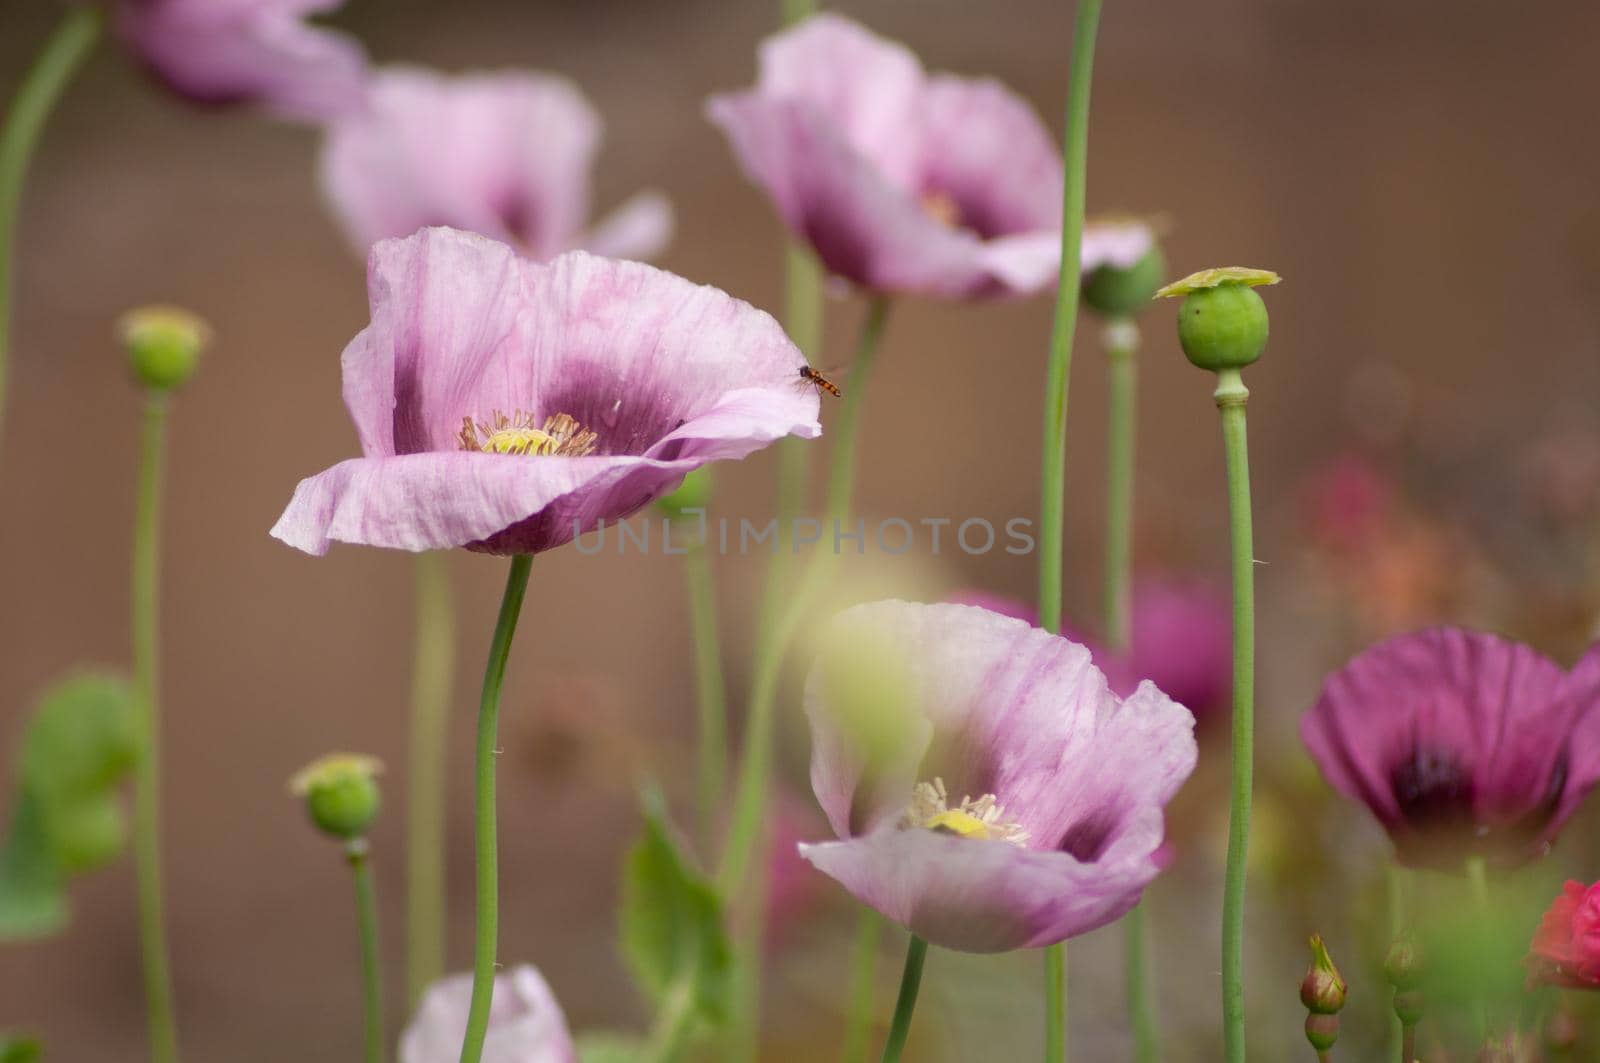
[1526,880,1600,989]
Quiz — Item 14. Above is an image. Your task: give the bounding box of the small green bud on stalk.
[1384,933,1422,990]
[1156,266,1279,373]
[119,306,210,392]
[1304,1013,1339,1053]
[1301,935,1346,1056]
[1392,989,1424,1027]
[1083,246,1166,319]
[290,753,383,841]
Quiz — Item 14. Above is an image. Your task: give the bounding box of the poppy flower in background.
[709,14,1135,299]
[1526,880,1600,990]
[401,965,575,1063]
[270,226,820,556]
[117,0,368,122]
[1301,628,1600,870]
[321,67,673,260]
[799,600,1197,952]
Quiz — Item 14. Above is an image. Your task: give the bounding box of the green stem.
[1465,856,1490,1040]
[407,550,455,1006]
[1038,2,1105,1057]
[132,393,179,1063]
[684,533,727,851]
[1122,907,1157,1063]
[1386,865,1410,1062]
[1215,368,1255,1063]
[647,978,697,1063]
[0,7,102,465]
[781,0,818,26]
[349,842,385,1063]
[879,936,928,1063]
[841,909,884,1063]
[458,554,534,1063]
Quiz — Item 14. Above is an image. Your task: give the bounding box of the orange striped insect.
[797,365,843,398]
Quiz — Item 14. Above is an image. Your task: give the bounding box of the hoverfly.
[797,364,843,398]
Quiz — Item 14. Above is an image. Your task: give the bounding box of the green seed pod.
[290,754,382,841]
[1384,934,1422,991]
[655,466,714,519]
[120,306,210,392]
[1393,989,1424,1027]
[1156,266,1279,373]
[1304,1013,1339,1052]
[1082,246,1166,319]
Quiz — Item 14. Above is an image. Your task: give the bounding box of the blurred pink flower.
[709,14,1101,299]
[321,67,672,259]
[117,0,367,121]
[271,227,819,556]
[401,965,575,1063]
[1526,879,1600,990]
[945,580,1231,722]
[1301,454,1392,555]
[765,791,826,945]
[800,600,1196,952]
[1301,628,1600,869]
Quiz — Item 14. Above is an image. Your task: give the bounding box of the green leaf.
[574,1032,647,1063]
[0,1033,43,1063]
[0,672,136,940]
[619,789,732,1026]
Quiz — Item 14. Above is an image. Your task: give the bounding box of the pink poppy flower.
[799,601,1197,952]
[270,227,819,556]
[401,965,575,1063]
[1526,880,1600,990]
[708,14,1085,299]
[321,67,672,259]
[1301,628,1600,869]
[116,0,367,122]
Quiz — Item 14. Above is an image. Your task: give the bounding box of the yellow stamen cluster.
[457,410,598,457]
[921,191,964,230]
[901,777,1029,846]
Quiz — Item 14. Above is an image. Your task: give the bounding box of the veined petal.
[917,75,1062,237]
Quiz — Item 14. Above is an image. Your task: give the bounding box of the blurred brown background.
[3,0,1600,1059]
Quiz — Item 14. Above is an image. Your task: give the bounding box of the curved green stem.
[1215,368,1255,1062]
[879,936,928,1063]
[684,533,727,850]
[132,393,179,1063]
[1037,1,1105,1058]
[349,842,385,1063]
[407,551,455,1006]
[0,7,102,465]
[841,909,884,1063]
[458,554,534,1063]
[1465,856,1490,1040]
[1386,865,1410,1062]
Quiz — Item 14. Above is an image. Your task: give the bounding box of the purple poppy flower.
[321,67,673,260]
[799,600,1197,952]
[116,0,367,122]
[401,965,575,1063]
[708,14,1088,300]
[270,227,819,556]
[1301,628,1600,870]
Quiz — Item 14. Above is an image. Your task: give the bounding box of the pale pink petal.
[400,965,575,1063]
[580,191,674,262]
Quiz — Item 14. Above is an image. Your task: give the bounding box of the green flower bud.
[1083,246,1166,319]
[289,754,382,840]
[120,306,210,392]
[1393,989,1424,1027]
[1301,934,1347,1014]
[655,467,714,519]
[1384,933,1422,990]
[1304,1013,1339,1053]
[1155,267,1279,372]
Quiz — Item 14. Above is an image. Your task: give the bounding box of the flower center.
[921,191,964,230]
[901,777,1029,846]
[457,410,598,457]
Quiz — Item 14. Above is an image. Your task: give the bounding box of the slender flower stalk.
[841,910,884,1063]
[879,936,928,1063]
[683,513,727,849]
[0,7,102,465]
[407,551,455,1005]
[350,841,385,1063]
[1037,2,1106,1057]
[459,555,534,1063]
[1387,867,1410,1060]
[1466,856,1491,1038]
[131,391,179,1063]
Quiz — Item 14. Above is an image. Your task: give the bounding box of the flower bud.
[119,306,210,392]
[1393,989,1424,1027]
[1082,246,1166,319]
[655,467,713,520]
[1155,267,1279,373]
[1301,934,1347,1014]
[1304,1013,1339,1052]
[1385,933,1422,991]
[289,754,382,840]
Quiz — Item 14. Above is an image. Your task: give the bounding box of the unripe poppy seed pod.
[289,754,383,840]
[120,306,210,392]
[1155,266,1280,373]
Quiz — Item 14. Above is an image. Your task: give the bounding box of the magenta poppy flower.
[321,67,672,260]
[401,965,574,1063]
[1301,628,1600,869]
[1526,880,1600,990]
[799,601,1197,953]
[270,227,819,556]
[116,0,367,121]
[708,14,1083,299]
